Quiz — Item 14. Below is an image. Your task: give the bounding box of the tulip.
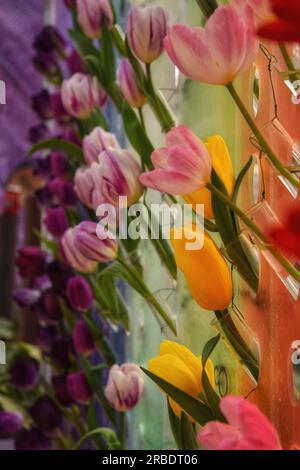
[67,48,87,74]
[46,260,72,294]
[257,0,300,41]
[51,152,69,178]
[37,325,59,353]
[170,228,233,311]
[50,91,70,123]
[33,26,68,58]
[44,207,68,239]
[128,6,168,64]
[74,166,95,209]
[15,428,53,451]
[232,0,273,25]
[74,221,118,263]
[48,178,77,207]
[28,123,49,144]
[198,395,282,450]
[51,338,74,369]
[67,276,93,311]
[67,371,93,404]
[118,59,147,109]
[77,0,114,39]
[40,289,63,322]
[34,274,52,292]
[32,89,52,120]
[32,52,61,84]
[30,397,61,432]
[12,288,41,309]
[36,186,54,207]
[83,127,120,166]
[90,149,144,208]
[164,5,257,85]
[15,246,47,279]
[52,374,74,406]
[104,363,144,412]
[33,154,52,180]
[268,206,300,260]
[73,320,96,356]
[60,227,97,273]
[61,129,82,147]
[61,73,106,119]
[139,125,212,195]
[10,356,39,390]
[148,341,214,418]
[0,411,23,438]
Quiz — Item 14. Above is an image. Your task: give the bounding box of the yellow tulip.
[184,135,235,219]
[148,340,214,419]
[170,227,233,311]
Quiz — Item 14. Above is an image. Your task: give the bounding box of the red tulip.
[258,0,300,41]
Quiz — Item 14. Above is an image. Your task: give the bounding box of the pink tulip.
[74,166,95,209]
[83,127,120,165]
[164,5,257,85]
[77,0,113,39]
[61,73,106,119]
[104,363,144,412]
[198,396,282,450]
[60,228,97,273]
[127,6,168,64]
[118,59,147,109]
[74,221,118,263]
[139,124,211,195]
[232,0,273,25]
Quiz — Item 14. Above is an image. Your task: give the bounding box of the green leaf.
[142,368,214,426]
[69,29,99,62]
[27,138,84,162]
[180,412,199,450]
[232,156,253,204]
[73,428,121,450]
[167,400,182,449]
[99,24,116,86]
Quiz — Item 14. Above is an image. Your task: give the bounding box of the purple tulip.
[15,428,53,450]
[37,325,59,353]
[61,129,82,147]
[15,246,47,279]
[67,48,87,74]
[30,397,62,432]
[67,276,93,311]
[50,91,70,123]
[118,59,147,109]
[45,261,71,294]
[0,411,23,438]
[33,26,68,58]
[77,0,114,39]
[67,371,93,404]
[73,320,96,356]
[34,274,52,292]
[10,356,39,390]
[28,123,49,144]
[60,228,97,273]
[36,186,54,207]
[104,363,144,411]
[82,127,120,166]
[32,89,52,120]
[51,337,74,369]
[74,221,118,263]
[48,178,77,207]
[12,288,41,309]
[51,152,69,178]
[44,207,68,239]
[32,52,61,84]
[52,374,74,406]
[40,289,63,322]
[33,154,52,180]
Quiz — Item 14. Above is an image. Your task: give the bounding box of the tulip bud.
[77,0,114,39]
[104,363,144,412]
[32,52,61,84]
[52,374,74,406]
[83,127,120,165]
[118,59,147,108]
[74,221,118,263]
[33,155,52,180]
[128,6,168,64]
[0,411,23,438]
[67,276,93,311]
[67,371,93,404]
[61,73,106,119]
[15,247,47,279]
[74,166,96,209]
[30,397,61,432]
[12,288,41,309]
[44,207,68,239]
[40,289,63,322]
[60,228,97,273]
[33,26,68,58]
[51,337,75,369]
[51,152,69,178]
[28,123,49,144]
[32,89,52,120]
[67,48,87,74]
[73,320,96,356]
[48,178,77,207]
[10,356,39,390]
[35,187,54,208]
[50,91,70,123]
[37,325,59,353]
[15,428,53,451]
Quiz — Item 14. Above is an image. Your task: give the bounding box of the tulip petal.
[139,169,202,194]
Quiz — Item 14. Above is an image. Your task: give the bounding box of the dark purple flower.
[45,261,71,294]
[50,91,70,123]
[30,397,62,432]
[15,246,47,279]
[10,356,39,390]
[73,320,96,356]
[40,289,63,322]
[44,207,68,239]
[61,129,81,146]
[0,411,23,438]
[37,325,59,353]
[51,337,74,369]
[15,428,53,450]
[67,371,93,404]
[48,178,77,207]
[33,154,52,179]
[33,52,61,84]
[34,26,68,58]
[67,276,93,312]
[12,288,41,309]
[32,89,52,120]
[36,186,54,207]
[52,374,74,406]
[67,49,86,74]
[64,0,76,9]
[34,274,52,292]
[51,152,69,178]
[28,123,49,144]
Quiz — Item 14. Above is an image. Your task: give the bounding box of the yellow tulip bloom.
[148,340,214,418]
[170,227,233,311]
[184,135,235,219]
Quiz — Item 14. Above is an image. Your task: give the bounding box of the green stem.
[138,107,146,131]
[146,64,175,133]
[226,82,298,188]
[207,182,300,282]
[279,43,299,83]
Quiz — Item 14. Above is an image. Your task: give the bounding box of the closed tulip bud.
[74,166,95,209]
[67,48,87,75]
[171,228,233,311]
[67,371,93,404]
[50,91,70,123]
[15,246,47,279]
[51,338,74,369]
[140,124,212,195]
[83,127,120,165]
[32,52,61,84]
[34,26,68,58]
[67,276,93,311]
[48,178,77,207]
[37,325,59,353]
[149,341,214,418]
[60,228,97,273]
[35,186,54,208]
[15,428,53,451]
[28,123,49,144]
[32,89,52,120]
[44,207,68,239]
[33,154,52,180]
[77,0,114,39]
[30,397,61,432]
[10,356,39,390]
[61,73,106,119]
[118,59,147,108]
[12,288,41,309]
[128,6,168,64]
[73,320,96,356]
[0,411,23,438]
[104,363,144,412]
[74,221,118,263]
[52,374,74,406]
[51,152,69,178]
[40,289,63,322]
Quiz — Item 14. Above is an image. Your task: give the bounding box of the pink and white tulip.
[139,124,212,195]
[74,221,118,263]
[60,227,97,273]
[118,59,147,109]
[127,6,168,64]
[104,363,144,412]
[164,5,257,85]
[198,396,282,450]
[83,127,120,165]
[61,73,106,119]
[74,166,95,209]
[77,0,114,39]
